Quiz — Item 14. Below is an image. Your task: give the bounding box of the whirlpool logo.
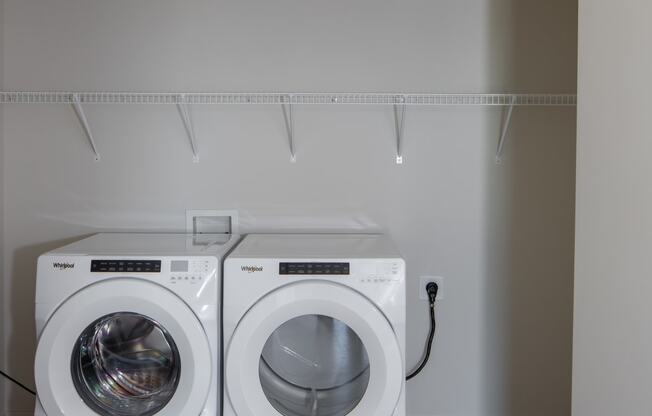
[53,262,75,270]
[241,265,263,273]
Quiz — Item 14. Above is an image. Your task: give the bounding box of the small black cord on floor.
[0,369,36,396]
[406,282,438,381]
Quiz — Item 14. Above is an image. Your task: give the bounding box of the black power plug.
[406,281,439,381]
[426,282,439,305]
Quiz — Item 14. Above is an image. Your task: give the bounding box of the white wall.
[1,1,576,415]
[573,1,652,415]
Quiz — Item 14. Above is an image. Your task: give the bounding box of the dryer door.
[226,281,403,416]
[34,278,212,416]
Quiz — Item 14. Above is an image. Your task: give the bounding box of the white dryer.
[33,233,240,416]
[223,234,406,416]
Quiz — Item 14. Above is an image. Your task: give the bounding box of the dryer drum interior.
[70,312,181,416]
[259,314,371,416]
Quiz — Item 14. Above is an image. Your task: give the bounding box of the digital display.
[170,260,189,272]
[91,260,161,273]
[279,262,350,275]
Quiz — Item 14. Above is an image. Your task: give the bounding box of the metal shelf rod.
[0,92,576,106]
[70,94,100,161]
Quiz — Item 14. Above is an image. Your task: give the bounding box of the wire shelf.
[0,92,576,106]
[0,91,575,164]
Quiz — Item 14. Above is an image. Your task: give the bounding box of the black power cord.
[0,369,36,396]
[406,282,438,381]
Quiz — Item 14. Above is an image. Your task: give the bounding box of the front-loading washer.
[33,233,240,416]
[223,234,406,416]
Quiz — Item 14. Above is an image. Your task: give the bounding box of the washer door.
[35,278,212,416]
[226,281,403,416]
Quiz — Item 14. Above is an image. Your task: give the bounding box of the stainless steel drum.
[259,314,370,416]
[71,312,181,416]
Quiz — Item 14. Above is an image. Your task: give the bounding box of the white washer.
[33,233,240,416]
[223,234,406,416]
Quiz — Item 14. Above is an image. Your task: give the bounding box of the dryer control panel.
[358,261,403,284]
[279,262,350,275]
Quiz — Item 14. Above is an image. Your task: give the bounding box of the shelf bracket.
[394,98,407,164]
[71,94,100,161]
[281,95,296,162]
[495,95,517,164]
[177,95,199,163]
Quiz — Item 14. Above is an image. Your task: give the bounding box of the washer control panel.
[89,258,214,286]
[168,259,212,284]
[91,260,161,273]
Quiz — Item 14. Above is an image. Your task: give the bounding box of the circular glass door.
[259,314,370,416]
[225,281,403,416]
[71,312,181,416]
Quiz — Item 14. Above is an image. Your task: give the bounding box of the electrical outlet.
[419,276,444,301]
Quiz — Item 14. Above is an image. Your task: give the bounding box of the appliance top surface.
[45,233,241,257]
[228,234,402,259]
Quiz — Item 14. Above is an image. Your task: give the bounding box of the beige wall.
[1,1,576,415]
[573,1,652,415]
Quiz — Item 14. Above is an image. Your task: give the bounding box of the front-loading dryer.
[33,233,240,416]
[223,234,406,416]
